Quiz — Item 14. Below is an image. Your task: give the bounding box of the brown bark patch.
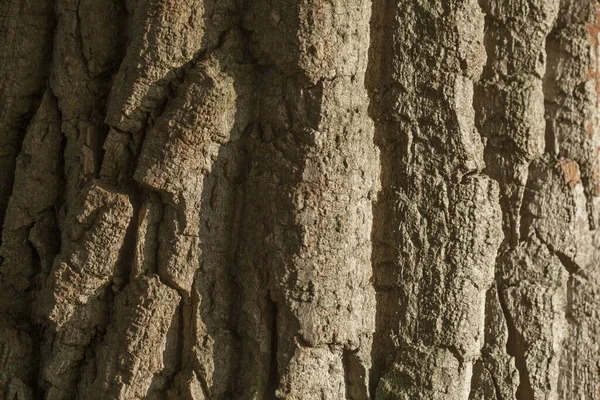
[586,121,594,137]
[556,159,581,190]
[586,5,600,97]
[586,4,600,50]
[595,147,600,196]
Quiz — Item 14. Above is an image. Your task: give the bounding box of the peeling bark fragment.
[134,59,238,200]
[100,0,240,186]
[35,181,132,399]
[135,31,253,296]
[38,182,133,327]
[80,275,180,400]
[106,0,205,132]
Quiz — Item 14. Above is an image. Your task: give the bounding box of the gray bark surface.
[0,0,599,399]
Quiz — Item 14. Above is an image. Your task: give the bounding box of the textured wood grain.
[1,0,599,399]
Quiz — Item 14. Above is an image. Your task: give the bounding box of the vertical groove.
[366,0,399,392]
[266,294,280,398]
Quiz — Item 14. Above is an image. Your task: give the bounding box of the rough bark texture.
[1,0,600,399]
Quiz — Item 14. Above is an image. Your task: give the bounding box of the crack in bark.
[495,271,535,400]
[266,293,280,398]
[485,364,505,400]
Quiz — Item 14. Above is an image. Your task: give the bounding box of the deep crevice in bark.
[365,0,399,394]
[496,272,535,400]
[266,294,280,398]
[486,364,506,400]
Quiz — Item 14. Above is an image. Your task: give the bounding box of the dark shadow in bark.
[496,277,535,400]
[191,103,249,399]
[0,0,56,233]
[145,299,182,397]
[365,0,403,394]
[164,29,260,399]
[265,293,280,397]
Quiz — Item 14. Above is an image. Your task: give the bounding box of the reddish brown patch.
[586,5,600,49]
[594,172,600,196]
[153,176,165,188]
[586,121,595,137]
[584,7,600,197]
[586,5,600,98]
[557,159,581,190]
[584,68,600,98]
[594,148,600,196]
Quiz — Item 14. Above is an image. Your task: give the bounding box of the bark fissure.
[495,272,534,400]
[266,294,280,399]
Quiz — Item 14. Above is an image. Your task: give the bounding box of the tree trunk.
[1,0,599,399]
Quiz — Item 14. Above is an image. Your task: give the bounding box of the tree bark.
[1,0,599,399]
